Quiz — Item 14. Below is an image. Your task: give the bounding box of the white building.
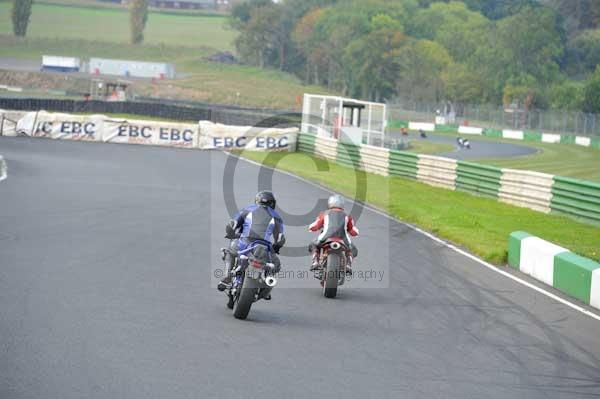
[89,58,175,79]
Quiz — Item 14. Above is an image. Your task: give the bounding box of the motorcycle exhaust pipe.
[265,276,277,287]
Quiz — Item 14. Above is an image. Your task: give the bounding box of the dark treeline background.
[230,0,600,113]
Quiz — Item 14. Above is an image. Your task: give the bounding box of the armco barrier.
[416,155,457,189]
[297,133,316,155]
[508,231,600,309]
[388,150,418,179]
[551,176,600,223]
[313,135,337,161]
[499,169,554,213]
[359,145,389,176]
[524,131,542,142]
[336,142,362,169]
[456,161,501,199]
[484,128,503,138]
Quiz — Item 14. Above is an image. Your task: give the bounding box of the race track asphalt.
[1,137,599,399]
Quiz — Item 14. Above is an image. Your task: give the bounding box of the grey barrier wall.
[0,98,301,128]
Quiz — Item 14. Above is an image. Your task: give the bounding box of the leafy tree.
[502,75,538,109]
[11,0,33,37]
[409,1,491,61]
[316,0,411,89]
[479,0,537,19]
[396,39,452,102]
[417,0,535,19]
[540,0,600,35]
[129,0,149,44]
[230,0,272,28]
[545,82,584,110]
[343,15,406,100]
[445,63,487,103]
[494,7,563,85]
[292,7,328,82]
[582,67,600,113]
[564,30,600,76]
[235,4,285,69]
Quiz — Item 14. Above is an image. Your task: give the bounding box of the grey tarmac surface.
[1,137,600,399]
[388,131,538,159]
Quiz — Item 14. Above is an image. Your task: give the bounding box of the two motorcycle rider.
[220,191,358,289]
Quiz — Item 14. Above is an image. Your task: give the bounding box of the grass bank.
[0,35,330,108]
[0,2,236,50]
[240,150,600,265]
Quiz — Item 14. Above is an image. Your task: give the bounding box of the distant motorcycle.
[218,241,277,319]
[313,237,350,299]
[457,137,471,149]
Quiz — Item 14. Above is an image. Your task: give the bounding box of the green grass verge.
[475,143,600,183]
[406,140,454,155]
[0,2,236,50]
[239,150,600,265]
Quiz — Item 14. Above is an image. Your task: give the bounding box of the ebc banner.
[198,121,297,151]
[16,111,104,141]
[103,119,198,148]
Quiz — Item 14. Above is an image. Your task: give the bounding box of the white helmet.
[327,194,345,209]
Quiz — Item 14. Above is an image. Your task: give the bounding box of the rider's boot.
[218,251,234,290]
[310,250,321,271]
[345,254,354,276]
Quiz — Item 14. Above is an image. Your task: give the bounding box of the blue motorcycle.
[219,240,278,320]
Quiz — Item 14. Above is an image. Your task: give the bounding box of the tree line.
[231,0,600,113]
[10,0,150,45]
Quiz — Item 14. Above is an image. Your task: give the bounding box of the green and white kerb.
[508,231,600,309]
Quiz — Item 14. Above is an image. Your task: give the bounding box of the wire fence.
[0,98,301,128]
[387,98,600,137]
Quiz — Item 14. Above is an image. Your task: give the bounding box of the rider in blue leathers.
[220,190,285,287]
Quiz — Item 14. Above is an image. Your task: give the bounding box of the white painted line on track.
[0,156,6,182]
[237,153,600,323]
